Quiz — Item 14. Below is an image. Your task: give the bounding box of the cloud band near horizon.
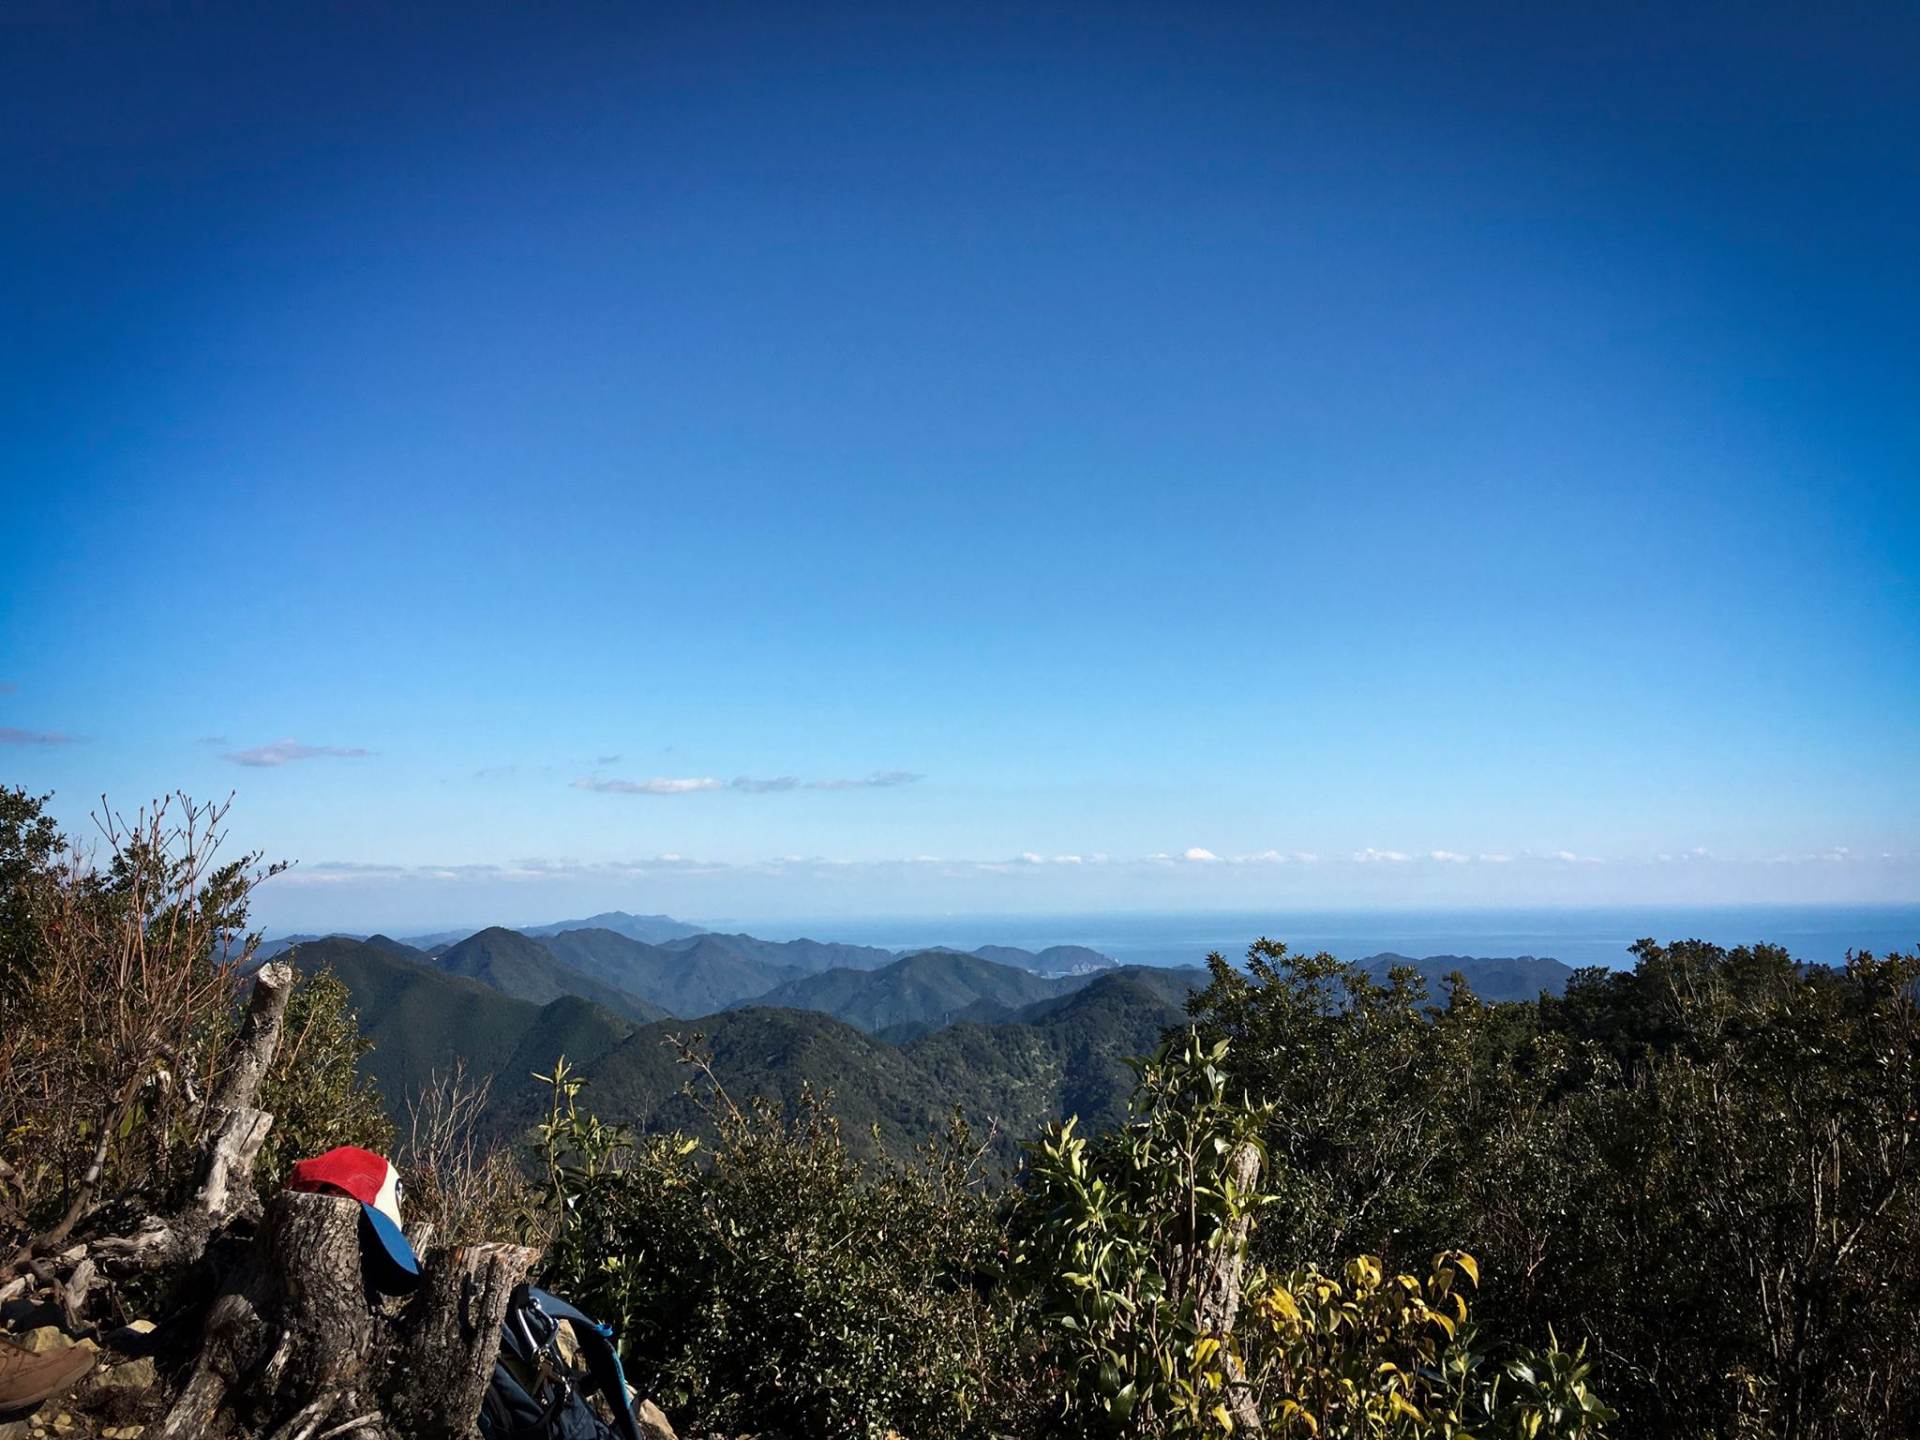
[574,770,923,796]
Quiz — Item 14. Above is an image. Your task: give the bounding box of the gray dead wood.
[1194,1141,1265,1434]
[194,960,295,1226]
[389,1241,541,1440]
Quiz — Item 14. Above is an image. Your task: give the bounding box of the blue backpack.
[477,1285,645,1440]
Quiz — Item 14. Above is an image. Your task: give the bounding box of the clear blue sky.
[3,1,1916,931]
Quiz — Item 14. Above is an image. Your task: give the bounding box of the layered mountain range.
[271,911,1573,1160]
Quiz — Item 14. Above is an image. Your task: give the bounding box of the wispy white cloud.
[225,738,372,767]
[1429,850,1470,863]
[268,842,1912,898]
[733,776,800,793]
[807,770,923,790]
[575,770,923,796]
[0,726,75,746]
[575,776,725,795]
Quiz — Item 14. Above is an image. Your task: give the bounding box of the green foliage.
[0,793,271,1233]
[1246,1252,1613,1439]
[536,1052,1039,1440]
[255,966,395,1183]
[1183,941,1495,1270]
[1009,1033,1608,1440]
[0,784,64,1001]
[0,792,386,1256]
[1011,1032,1272,1435]
[1190,936,1920,1439]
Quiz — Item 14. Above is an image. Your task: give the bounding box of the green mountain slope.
[511,1007,957,1157]
[437,926,668,1023]
[547,931,803,1017]
[739,950,1084,1032]
[657,931,896,975]
[481,965,1213,1163]
[905,966,1211,1144]
[282,936,637,1120]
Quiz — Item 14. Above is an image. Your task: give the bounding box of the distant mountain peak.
[521,911,707,945]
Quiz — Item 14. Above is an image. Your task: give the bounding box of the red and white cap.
[285,1146,419,1289]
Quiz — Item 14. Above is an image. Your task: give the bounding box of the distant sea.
[744,906,1920,972]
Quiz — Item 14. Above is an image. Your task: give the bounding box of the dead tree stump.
[157,1191,538,1440]
[1196,1141,1264,1435]
[389,1243,540,1440]
[32,956,544,1439]
[155,1192,374,1440]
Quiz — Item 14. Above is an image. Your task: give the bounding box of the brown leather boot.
[0,1332,97,1412]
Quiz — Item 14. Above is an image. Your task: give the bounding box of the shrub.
[1247,1252,1613,1439]
[1,793,274,1252]
[256,966,395,1184]
[1189,937,1920,1438]
[0,790,391,1268]
[399,1062,540,1247]
[1010,1032,1272,1435]
[1011,1031,1611,1439]
[536,1049,1039,1440]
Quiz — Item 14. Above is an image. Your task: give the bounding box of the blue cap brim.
[358,1202,422,1293]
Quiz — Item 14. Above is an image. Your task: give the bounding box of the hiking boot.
[0,1332,96,1412]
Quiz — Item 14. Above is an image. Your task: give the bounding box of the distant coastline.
[720,904,1920,971]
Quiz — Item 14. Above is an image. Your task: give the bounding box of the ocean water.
[750,906,1920,971]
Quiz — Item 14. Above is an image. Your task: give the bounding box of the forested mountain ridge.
[437,926,669,1023]
[275,933,1212,1159]
[274,914,1590,1166]
[280,936,636,1116]
[655,930,899,974]
[531,925,803,1014]
[732,948,1084,1032]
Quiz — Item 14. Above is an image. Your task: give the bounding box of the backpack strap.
[526,1287,645,1440]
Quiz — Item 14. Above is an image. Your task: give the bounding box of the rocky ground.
[0,1309,688,1440]
[0,1319,163,1440]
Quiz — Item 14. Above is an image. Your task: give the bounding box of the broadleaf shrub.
[536,1050,1041,1440]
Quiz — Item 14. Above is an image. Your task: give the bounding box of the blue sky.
[2,1,1916,931]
